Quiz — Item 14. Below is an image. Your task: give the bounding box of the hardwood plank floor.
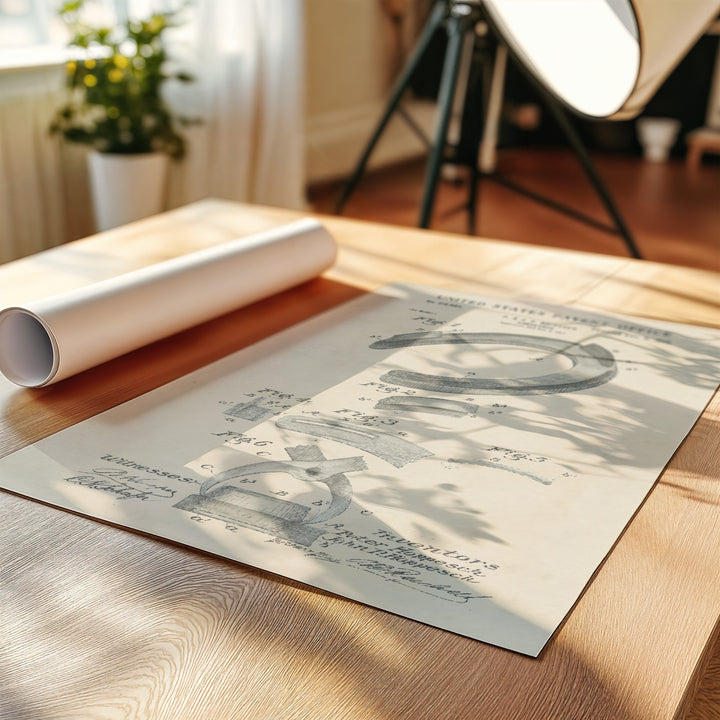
[310,148,720,272]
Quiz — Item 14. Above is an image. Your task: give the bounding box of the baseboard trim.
[305,98,437,185]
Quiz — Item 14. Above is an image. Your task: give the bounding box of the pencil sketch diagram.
[375,395,479,418]
[275,415,433,468]
[443,449,573,486]
[179,411,438,546]
[175,444,364,546]
[223,400,275,423]
[218,389,312,428]
[177,302,625,555]
[180,322,613,548]
[370,332,617,394]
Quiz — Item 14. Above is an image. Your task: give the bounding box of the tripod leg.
[334,0,447,214]
[439,22,476,183]
[467,157,480,235]
[466,34,500,235]
[540,90,643,259]
[419,9,474,228]
[478,43,507,174]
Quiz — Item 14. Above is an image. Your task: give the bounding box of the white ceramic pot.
[636,117,681,163]
[87,151,169,231]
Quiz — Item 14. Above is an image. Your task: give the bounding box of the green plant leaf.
[49,2,195,159]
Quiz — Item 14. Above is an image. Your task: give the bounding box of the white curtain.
[0,66,70,264]
[166,0,307,211]
[0,0,306,263]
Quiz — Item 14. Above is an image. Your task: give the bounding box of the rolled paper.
[0,218,337,388]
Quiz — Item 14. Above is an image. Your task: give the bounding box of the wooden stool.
[686,127,720,170]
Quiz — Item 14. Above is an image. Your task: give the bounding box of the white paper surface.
[0,284,718,656]
[0,219,336,386]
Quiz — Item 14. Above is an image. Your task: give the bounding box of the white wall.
[304,0,435,184]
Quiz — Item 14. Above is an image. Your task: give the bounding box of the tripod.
[334,0,642,259]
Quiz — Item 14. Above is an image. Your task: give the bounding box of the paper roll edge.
[0,307,59,387]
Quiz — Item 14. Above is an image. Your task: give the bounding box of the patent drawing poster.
[1,284,719,656]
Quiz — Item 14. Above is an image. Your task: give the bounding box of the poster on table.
[1,283,718,656]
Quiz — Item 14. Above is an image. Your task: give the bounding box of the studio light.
[483,0,720,119]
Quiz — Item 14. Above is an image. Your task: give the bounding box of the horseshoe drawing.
[370,331,617,394]
[175,445,365,546]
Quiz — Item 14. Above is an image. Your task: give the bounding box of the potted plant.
[50,0,193,231]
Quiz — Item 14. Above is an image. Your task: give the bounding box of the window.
[0,0,53,48]
[0,1,135,68]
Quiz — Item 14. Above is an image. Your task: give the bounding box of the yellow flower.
[84,59,96,69]
[147,16,165,33]
[66,60,77,73]
[113,55,129,69]
[83,75,98,87]
[108,68,124,83]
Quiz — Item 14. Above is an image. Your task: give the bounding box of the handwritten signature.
[65,468,176,501]
[348,558,490,603]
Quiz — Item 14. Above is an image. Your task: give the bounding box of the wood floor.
[309,148,720,272]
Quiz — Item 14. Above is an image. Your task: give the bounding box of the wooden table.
[1,199,719,720]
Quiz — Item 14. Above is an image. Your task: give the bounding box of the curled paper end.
[0,308,58,387]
